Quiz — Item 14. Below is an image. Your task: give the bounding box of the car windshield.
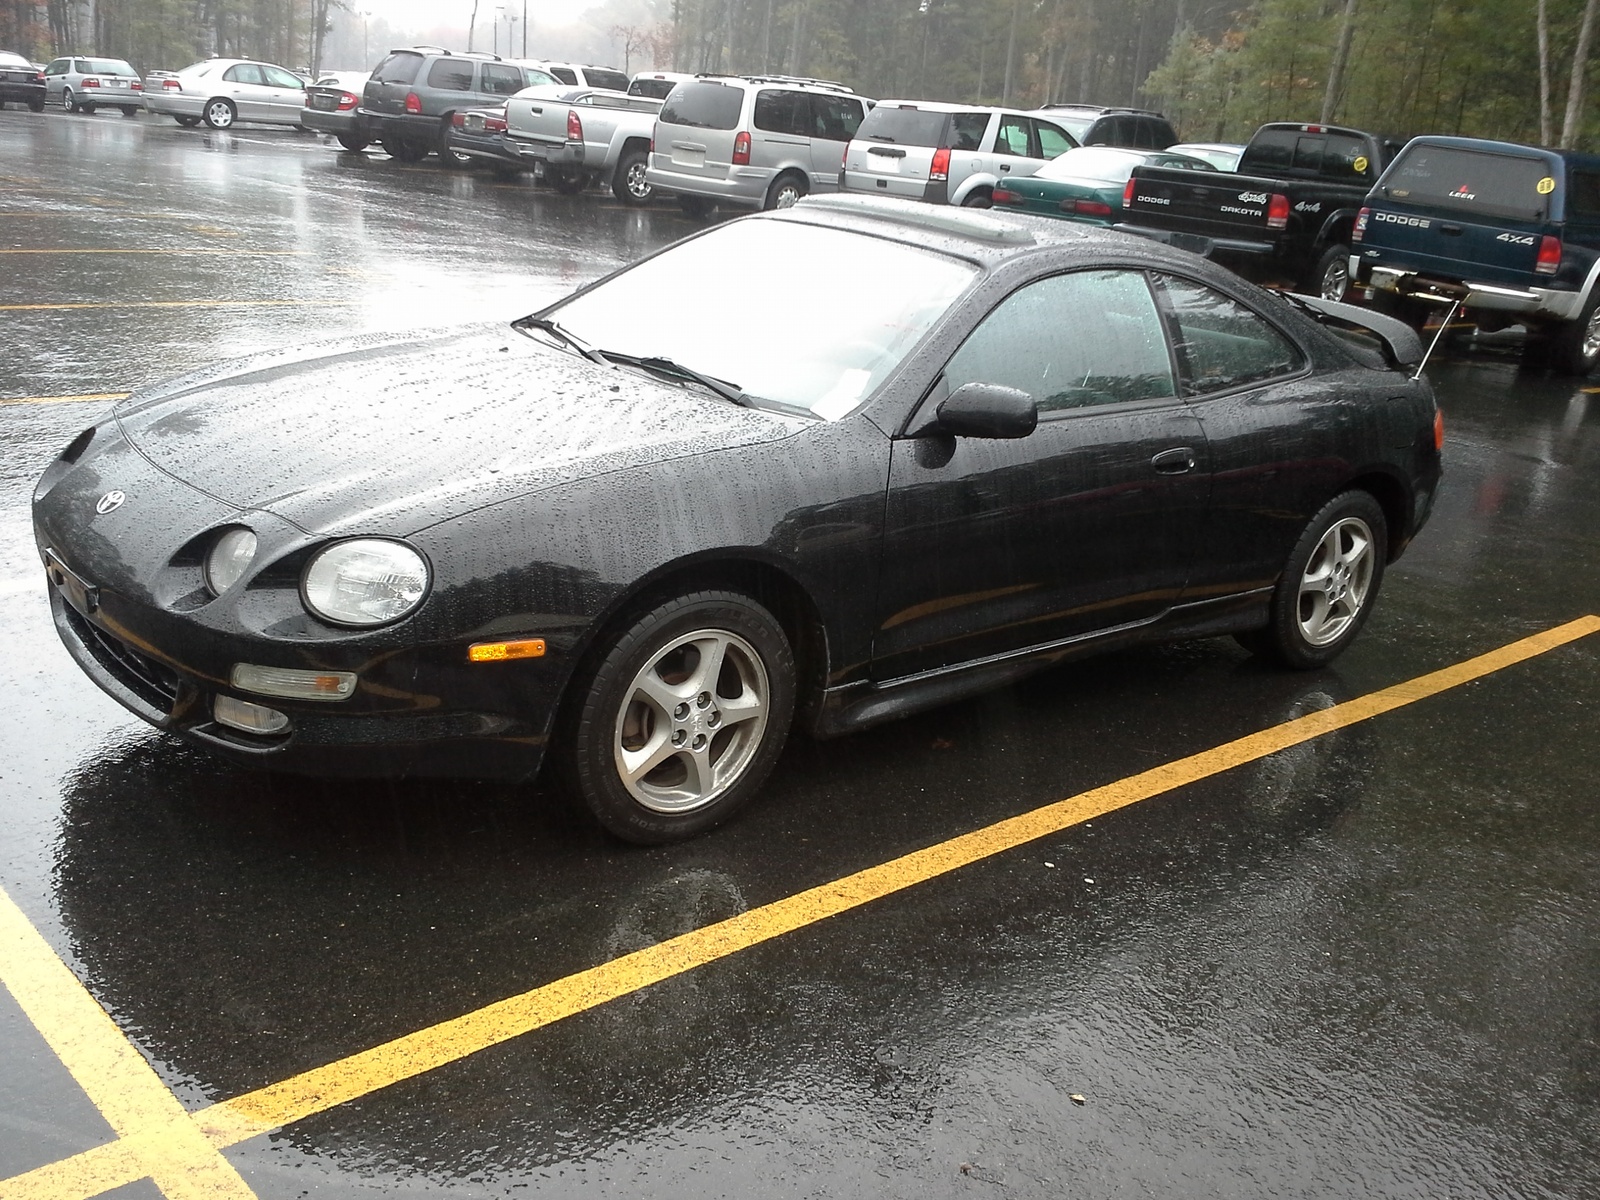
[538,219,977,420]
[1037,147,1143,183]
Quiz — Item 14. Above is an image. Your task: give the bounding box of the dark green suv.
[360,47,556,164]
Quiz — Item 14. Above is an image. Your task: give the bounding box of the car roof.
[870,98,1003,115]
[1396,134,1600,169]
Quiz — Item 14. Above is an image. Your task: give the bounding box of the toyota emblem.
[95,490,126,515]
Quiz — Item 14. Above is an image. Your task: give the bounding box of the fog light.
[231,663,357,701]
[214,695,289,735]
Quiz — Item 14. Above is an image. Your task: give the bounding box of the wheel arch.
[1342,468,1413,561]
[620,134,651,157]
[951,175,996,205]
[550,550,831,745]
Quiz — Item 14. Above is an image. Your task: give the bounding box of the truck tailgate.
[1357,206,1544,286]
[1124,168,1284,241]
[506,94,573,146]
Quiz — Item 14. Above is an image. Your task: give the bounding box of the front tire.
[1236,491,1387,669]
[62,87,78,113]
[564,591,796,844]
[175,114,201,127]
[612,148,652,204]
[120,105,138,117]
[202,97,236,129]
[763,171,807,210]
[1309,243,1351,301]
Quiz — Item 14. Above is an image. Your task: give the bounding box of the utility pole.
[523,0,528,57]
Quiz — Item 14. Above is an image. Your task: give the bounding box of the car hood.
[113,326,806,535]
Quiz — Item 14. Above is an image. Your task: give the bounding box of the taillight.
[929,147,950,181]
[81,77,100,88]
[162,77,180,90]
[1123,177,1137,208]
[991,189,1020,205]
[33,71,44,83]
[1267,193,1290,229]
[567,109,583,141]
[130,81,142,91]
[404,92,421,114]
[338,91,359,111]
[1433,409,1444,451]
[732,130,751,165]
[1535,235,1562,275]
[450,112,466,127]
[1352,206,1370,243]
[484,115,507,133]
[1073,199,1113,216]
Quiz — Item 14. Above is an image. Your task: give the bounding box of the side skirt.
[810,588,1272,738]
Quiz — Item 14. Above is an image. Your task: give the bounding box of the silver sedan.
[143,57,306,129]
[40,55,144,115]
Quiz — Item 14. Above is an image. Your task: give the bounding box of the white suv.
[840,99,1078,207]
[647,75,871,215]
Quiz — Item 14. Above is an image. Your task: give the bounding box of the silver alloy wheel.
[1319,255,1350,301]
[772,180,803,208]
[1296,516,1375,646]
[206,99,234,128]
[1582,305,1600,364]
[625,160,651,199]
[612,627,770,814]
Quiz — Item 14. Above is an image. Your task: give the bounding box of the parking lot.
[3,108,1600,1199]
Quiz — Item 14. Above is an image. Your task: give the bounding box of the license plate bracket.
[44,548,100,614]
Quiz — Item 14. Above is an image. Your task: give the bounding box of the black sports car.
[33,196,1442,843]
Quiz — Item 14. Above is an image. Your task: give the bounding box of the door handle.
[1151,446,1196,474]
[999,162,1011,171]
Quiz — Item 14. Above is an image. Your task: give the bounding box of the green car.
[991,146,1217,225]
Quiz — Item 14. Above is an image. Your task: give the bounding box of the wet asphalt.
[2,110,1598,1199]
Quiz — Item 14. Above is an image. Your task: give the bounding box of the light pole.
[494,6,503,54]
[361,11,370,65]
[522,0,528,56]
[507,12,518,58]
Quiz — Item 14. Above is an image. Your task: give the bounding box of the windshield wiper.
[515,316,610,366]
[602,353,752,407]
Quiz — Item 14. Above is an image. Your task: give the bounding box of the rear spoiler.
[1286,292,1423,372]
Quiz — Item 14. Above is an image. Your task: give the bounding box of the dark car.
[444,102,519,176]
[1351,135,1600,375]
[301,70,371,150]
[32,197,1441,844]
[358,47,556,163]
[1034,104,1177,150]
[0,50,46,111]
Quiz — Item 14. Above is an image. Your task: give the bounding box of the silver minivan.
[841,99,1078,207]
[647,75,870,214]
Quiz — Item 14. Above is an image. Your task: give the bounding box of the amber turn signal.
[1434,409,1445,451]
[469,638,546,662]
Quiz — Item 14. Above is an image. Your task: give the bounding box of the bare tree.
[1561,0,1599,148]
[1538,0,1552,145]
[1321,0,1358,124]
[611,23,648,74]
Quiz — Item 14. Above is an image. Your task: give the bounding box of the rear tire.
[28,97,45,113]
[336,132,369,152]
[763,171,807,210]
[548,165,587,193]
[563,591,796,844]
[1548,292,1600,377]
[677,194,716,218]
[1308,243,1351,301]
[439,120,472,168]
[962,189,993,208]
[383,138,428,162]
[1236,491,1387,670]
[120,106,139,117]
[612,149,652,204]
[202,97,236,129]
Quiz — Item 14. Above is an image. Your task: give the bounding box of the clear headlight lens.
[205,528,257,595]
[302,539,429,626]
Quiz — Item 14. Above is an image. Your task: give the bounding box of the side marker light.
[469,638,546,662]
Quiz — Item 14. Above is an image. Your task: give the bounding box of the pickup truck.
[504,85,662,204]
[1116,122,1406,299]
[1350,136,1600,375]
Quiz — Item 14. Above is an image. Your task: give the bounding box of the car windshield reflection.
[534,218,977,420]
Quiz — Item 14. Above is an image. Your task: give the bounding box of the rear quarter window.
[659,81,742,130]
[1567,171,1600,219]
[584,68,628,91]
[427,58,474,90]
[1380,145,1555,222]
[371,53,423,85]
[755,89,810,137]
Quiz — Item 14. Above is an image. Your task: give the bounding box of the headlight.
[301,539,429,626]
[205,528,257,595]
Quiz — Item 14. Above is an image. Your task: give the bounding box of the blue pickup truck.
[1350,135,1600,374]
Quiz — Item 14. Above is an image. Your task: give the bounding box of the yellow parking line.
[0,887,259,1199]
[0,393,130,405]
[0,300,357,312]
[3,615,1597,1200]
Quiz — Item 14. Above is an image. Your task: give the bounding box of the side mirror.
[936,382,1038,439]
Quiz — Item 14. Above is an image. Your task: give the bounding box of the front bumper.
[1354,262,1585,322]
[43,556,556,782]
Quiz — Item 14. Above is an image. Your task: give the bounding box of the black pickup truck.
[1116,122,1406,299]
